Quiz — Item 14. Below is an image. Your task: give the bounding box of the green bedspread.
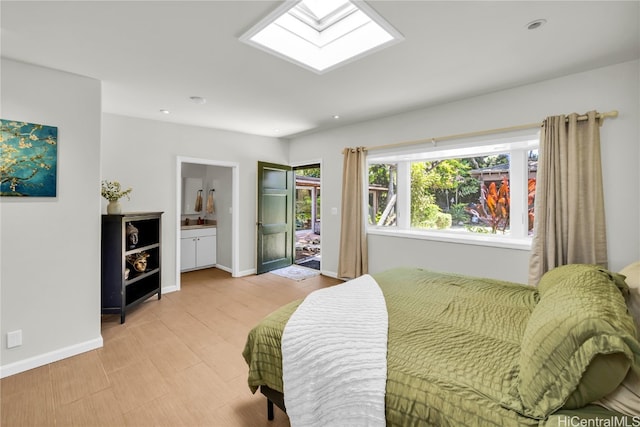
[242,267,630,426]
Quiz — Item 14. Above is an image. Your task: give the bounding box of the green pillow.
[563,352,629,409]
[537,264,629,295]
[511,264,640,419]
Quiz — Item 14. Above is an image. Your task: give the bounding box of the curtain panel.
[529,111,608,285]
[337,147,368,279]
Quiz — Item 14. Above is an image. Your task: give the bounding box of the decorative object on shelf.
[124,268,130,280]
[126,251,149,272]
[0,119,58,197]
[195,189,203,212]
[106,201,121,215]
[206,189,215,214]
[101,180,132,214]
[126,223,139,248]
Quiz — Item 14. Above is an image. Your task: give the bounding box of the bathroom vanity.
[180,224,217,271]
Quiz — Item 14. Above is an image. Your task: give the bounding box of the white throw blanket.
[281,274,388,427]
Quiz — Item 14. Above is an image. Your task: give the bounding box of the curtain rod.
[365,110,618,152]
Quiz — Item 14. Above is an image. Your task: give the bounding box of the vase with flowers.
[101,180,132,214]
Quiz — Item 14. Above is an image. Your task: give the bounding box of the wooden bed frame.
[260,386,286,420]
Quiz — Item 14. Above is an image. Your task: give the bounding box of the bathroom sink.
[181,220,216,230]
[181,224,215,230]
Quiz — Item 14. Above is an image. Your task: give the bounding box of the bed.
[243,264,640,426]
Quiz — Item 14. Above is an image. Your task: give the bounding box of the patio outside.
[295,170,321,270]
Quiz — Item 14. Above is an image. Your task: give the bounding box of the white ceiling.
[1,1,638,139]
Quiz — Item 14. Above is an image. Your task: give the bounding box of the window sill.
[367,227,532,251]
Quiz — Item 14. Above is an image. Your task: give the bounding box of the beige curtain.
[528,111,608,285]
[337,147,368,279]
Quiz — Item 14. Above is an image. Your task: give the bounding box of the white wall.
[0,59,103,377]
[101,114,289,285]
[205,166,233,269]
[289,60,640,283]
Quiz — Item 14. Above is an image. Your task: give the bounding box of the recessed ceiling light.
[240,0,404,74]
[526,19,547,30]
[160,109,170,114]
[333,115,340,119]
[189,96,207,104]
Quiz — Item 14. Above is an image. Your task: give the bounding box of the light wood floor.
[1,268,342,427]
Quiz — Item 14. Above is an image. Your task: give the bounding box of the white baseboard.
[321,270,339,279]
[215,264,232,274]
[237,268,257,277]
[0,336,103,379]
[162,284,179,294]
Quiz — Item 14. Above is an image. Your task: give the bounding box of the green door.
[257,161,294,274]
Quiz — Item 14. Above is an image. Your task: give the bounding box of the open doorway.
[176,156,240,292]
[294,164,321,270]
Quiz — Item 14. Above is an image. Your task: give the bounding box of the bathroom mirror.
[182,177,203,214]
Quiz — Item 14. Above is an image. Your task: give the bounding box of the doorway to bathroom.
[293,163,321,271]
[176,156,239,291]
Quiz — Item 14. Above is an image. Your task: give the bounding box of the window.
[368,134,538,249]
[240,0,403,74]
[368,163,397,226]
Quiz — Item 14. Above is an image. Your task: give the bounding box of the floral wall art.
[0,119,58,197]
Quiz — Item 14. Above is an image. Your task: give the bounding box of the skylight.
[240,0,404,74]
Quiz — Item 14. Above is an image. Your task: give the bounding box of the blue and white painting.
[0,119,58,197]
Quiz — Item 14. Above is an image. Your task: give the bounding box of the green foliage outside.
[435,212,452,229]
[369,154,517,233]
[410,161,471,228]
[410,162,438,227]
[295,167,320,230]
[368,164,396,224]
[450,203,469,223]
[300,167,320,178]
[296,191,310,229]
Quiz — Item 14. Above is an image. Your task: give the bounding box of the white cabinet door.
[181,227,216,271]
[196,235,217,267]
[180,237,197,271]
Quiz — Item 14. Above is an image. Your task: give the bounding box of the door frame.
[175,156,240,291]
[291,158,323,272]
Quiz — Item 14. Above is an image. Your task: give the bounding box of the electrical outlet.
[331,207,338,215]
[7,330,22,348]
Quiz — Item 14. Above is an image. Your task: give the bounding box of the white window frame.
[367,132,539,251]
